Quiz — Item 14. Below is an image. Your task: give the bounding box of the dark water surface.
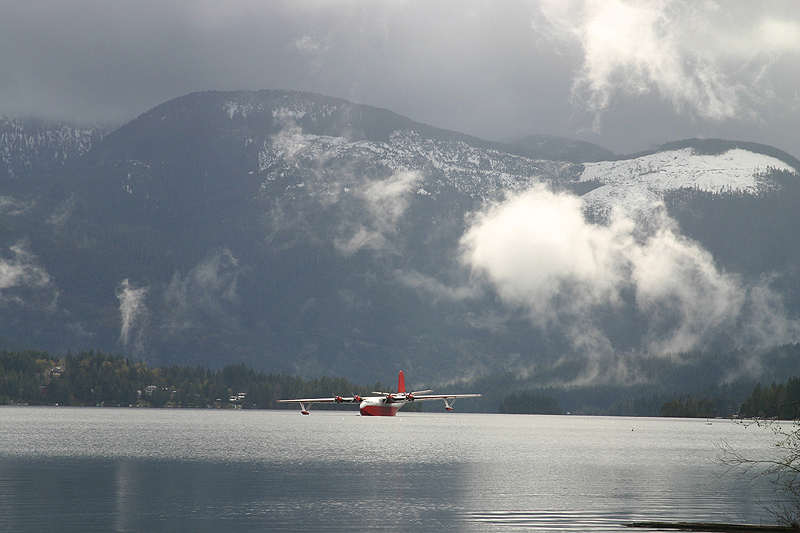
[0,407,783,531]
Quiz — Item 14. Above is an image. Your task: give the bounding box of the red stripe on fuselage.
[359,404,402,416]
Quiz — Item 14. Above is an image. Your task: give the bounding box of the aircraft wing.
[276,395,362,414]
[405,392,481,412]
[408,393,481,401]
[277,396,359,404]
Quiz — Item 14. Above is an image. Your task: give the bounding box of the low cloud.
[628,211,745,353]
[461,185,632,354]
[461,184,800,356]
[536,0,800,128]
[462,186,629,317]
[0,241,57,311]
[47,194,76,229]
[395,268,480,303]
[362,170,422,230]
[116,278,148,352]
[162,249,241,333]
[267,113,314,164]
[335,169,423,255]
[0,196,33,217]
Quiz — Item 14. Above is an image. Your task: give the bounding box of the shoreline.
[627,521,795,532]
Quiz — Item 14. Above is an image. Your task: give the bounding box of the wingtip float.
[277,370,481,416]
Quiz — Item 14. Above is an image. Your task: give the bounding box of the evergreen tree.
[498,392,563,415]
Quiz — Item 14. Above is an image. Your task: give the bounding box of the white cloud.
[0,241,58,311]
[268,114,313,163]
[335,226,386,256]
[462,184,631,320]
[335,169,422,255]
[738,17,800,56]
[536,0,799,127]
[116,278,148,352]
[47,194,75,229]
[162,249,241,332]
[0,243,49,291]
[461,185,635,354]
[294,33,330,55]
[395,269,480,303]
[361,170,421,232]
[461,184,800,356]
[261,118,425,255]
[0,196,32,217]
[628,211,744,353]
[737,274,800,348]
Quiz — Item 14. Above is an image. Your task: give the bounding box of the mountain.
[509,134,614,163]
[0,117,107,181]
[0,90,798,389]
[579,142,795,223]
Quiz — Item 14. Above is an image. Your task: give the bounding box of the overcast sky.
[2,0,798,156]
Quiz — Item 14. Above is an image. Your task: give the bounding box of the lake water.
[0,407,786,532]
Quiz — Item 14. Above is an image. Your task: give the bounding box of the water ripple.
[461,510,655,532]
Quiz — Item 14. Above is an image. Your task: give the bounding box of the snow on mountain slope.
[259,129,577,201]
[0,117,106,178]
[579,148,796,221]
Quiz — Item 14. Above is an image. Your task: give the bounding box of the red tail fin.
[398,370,406,393]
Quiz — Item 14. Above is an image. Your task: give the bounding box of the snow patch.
[257,128,567,202]
[272,107,308,120]
[579,148,794,221]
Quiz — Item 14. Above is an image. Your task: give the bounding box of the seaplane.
[277,370,480,416]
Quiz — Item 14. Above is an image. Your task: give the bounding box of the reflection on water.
[0,456,466,531]
[0,407,783,532]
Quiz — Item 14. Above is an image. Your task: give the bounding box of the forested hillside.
[739,377,800,419]
[4,347,799,417]
[0,350,382,409]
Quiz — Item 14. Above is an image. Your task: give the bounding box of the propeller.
[405,389,432,401]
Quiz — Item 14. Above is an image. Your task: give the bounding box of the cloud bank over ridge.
[536,0,800,129]
[461,185,800,357]
[1,1,798,156]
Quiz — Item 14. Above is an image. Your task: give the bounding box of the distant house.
[229,392,247,403]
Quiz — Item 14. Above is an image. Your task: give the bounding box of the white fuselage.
[359,396,406,416]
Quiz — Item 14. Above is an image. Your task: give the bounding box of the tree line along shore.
[0,350,384,409]
[2,349,798,417]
